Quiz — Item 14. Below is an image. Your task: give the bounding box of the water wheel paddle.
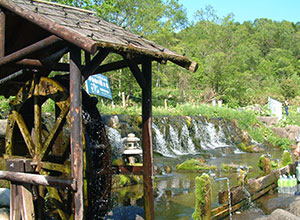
[5,76,111,219]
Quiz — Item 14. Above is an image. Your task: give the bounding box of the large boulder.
[288,196,300,217]
[256,209,300,220]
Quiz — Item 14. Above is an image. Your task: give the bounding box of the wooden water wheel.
[5,75,111,219]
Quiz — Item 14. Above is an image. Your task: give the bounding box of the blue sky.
[178,0,300,23]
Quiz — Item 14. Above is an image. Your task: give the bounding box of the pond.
[111,149,284,219]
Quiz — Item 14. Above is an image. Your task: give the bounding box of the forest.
[42,1,300,108]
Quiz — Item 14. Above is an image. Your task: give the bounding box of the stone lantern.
[121,133,142,165]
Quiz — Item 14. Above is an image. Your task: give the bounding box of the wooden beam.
[0,35,62,67]
[13,56,147,74]
[82,48,110,81]
[141,58,155,220]
[0,170,76,190]
[70,46,84,220]
[0,9,5,57]
[123,54,146,90]
[0,0,98,54]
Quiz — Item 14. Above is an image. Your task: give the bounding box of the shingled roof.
[0,0,198,72]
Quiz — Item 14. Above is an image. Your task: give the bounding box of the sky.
[178,0,300,23]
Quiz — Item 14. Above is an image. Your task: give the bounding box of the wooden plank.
[0,0,98,54]
[141,58,154,220]
[70,46,84,219]
[20,184,35,220]
[0,9,5,57]
[8,160,23,220]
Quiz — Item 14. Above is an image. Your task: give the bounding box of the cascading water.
[104,115,255,158]
[106,127,123,158]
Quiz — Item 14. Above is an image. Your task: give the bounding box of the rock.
[251,145,264,153]
[104,206,144,220]
[272,127,289,139]
[271,125,300,141]
[256,194,295,215]
[256,209,300,220]
[156,167,163,175]
[286,125,300,141]
[107,115,120,129]
[257,116,278,126]
[0,208,9,220]
[0,120,6,138]
[0,188,9,207]
[288,196,300,217]
[232,208,265,220]
[164,165,172,174]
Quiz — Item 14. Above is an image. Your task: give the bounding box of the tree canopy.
[49,0,300,107]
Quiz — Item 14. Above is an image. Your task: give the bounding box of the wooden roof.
[0,0,198,72]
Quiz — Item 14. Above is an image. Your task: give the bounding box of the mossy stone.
[176,159,216,172]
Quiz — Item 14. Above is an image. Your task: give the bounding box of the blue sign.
[85,74,112,100]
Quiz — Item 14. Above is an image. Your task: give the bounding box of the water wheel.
[5,75,111,219]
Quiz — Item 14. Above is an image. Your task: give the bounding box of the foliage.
[280,78,299,99]
[0,96,11,118]
[280,151,293,167]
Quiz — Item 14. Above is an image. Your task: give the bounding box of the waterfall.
[200,123,230,150]
[152,123,172,157]
[104,115,250,158]
[106,126,123,158]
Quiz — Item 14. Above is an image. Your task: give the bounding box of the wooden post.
[70,46,84,220]
[192,173,211,220]
[7,159,35,220]
[142,59,154,220]
[0,9,5,57]
[122,92,126,107]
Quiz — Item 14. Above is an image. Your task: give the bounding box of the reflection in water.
[111,150,282,219]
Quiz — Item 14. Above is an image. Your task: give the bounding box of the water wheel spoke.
[13,110,35,157]
[40,104,69,160]
[46,186,69,220]
[34,76,42,154]
[5,114,15,155]
[41,161,71,174]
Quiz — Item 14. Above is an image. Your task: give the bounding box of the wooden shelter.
[0,0,198,219]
